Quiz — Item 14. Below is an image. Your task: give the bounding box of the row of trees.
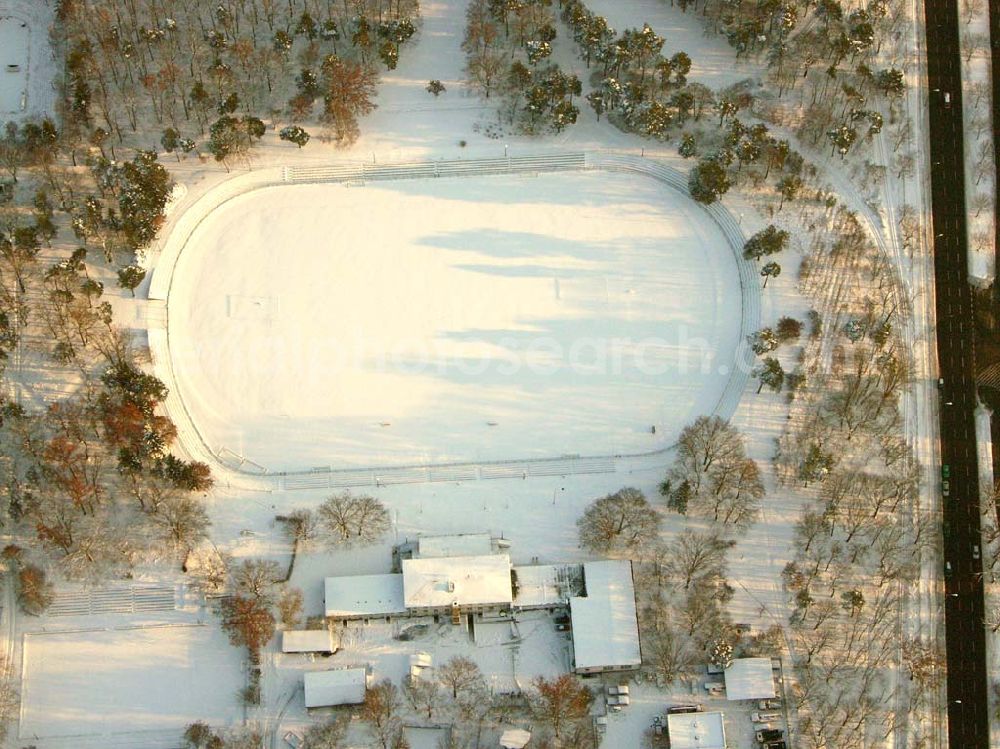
[54,0,420,158]
[661,416,765,530]
[464,0,582,134]
[0,105,214,591]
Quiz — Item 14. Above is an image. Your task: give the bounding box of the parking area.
[601,660,789,749]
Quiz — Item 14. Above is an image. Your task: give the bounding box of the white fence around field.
[148,151,754,491]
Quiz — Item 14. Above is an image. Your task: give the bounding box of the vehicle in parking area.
[757,699,782,710]
[973,544,980,560]
[765,743,787,749]
[668,704,703,714]
[757,728,784,743]
[752,711,781,723]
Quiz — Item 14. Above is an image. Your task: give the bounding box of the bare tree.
[152,494,209,559]
[901,637,944,692]
[971,192,993,218]
[703,457,764,528]
[405,676,442,719]
[361,679,403,749]
[532,675,594,742]
[437,656,484,699]
[673,416,745,492]
[577,487,661,554]
[16,564,54,615]
[318,492,390,546]
[644,625,699,686]
[665,529,731,590]
[302,716,347,749]
[277,587,304,628]
[231,558,282,604]
[221,596,276,653]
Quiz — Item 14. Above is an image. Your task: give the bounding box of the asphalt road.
[923,0,990,745]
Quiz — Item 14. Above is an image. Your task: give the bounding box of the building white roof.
[666,711,727,749]
[724,657,777,700]
[324,573,405,618]
[303,668,367,708]
[499,728,532,748]
[282,630,334,653]
[402,554,513,609]
[512,564,574,607]
[569,560,641,671]
[417,533,494,558]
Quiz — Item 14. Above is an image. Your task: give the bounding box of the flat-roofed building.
[303,668,368,708]
[402,554,513,615]
[666,711,727,749]
[724,657,777,701]
[569,560,641,674]
[324,573,406,620]
[282,630,335,654]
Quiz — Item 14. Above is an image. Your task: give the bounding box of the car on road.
[943,91,951,105]
[942,480,950,497]
[945,561,953,577]
[973,544,980,560]
[943,464,950,479]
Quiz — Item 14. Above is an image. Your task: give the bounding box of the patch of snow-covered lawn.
[168,170,741,472]
[0,0,57,121]
[0,16,28,114]
[20,624,244,738]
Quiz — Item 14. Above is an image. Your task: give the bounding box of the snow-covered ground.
[957,3,996,284]
[0,17,28,114]
[20,624,244,739]
[14,0,946,743]
[168,171,742,471]
[0,1,55,121]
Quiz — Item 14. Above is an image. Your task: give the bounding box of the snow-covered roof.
[402,554,512,609]
[417,533,495,558]
[512,564,574,607]
[282,630,334,653]
[666,711,727,749]
[324,573,405,618]
[569,560,641,671]
[724,658,777,700]
[499,728,532,748]
[303,668,367,708]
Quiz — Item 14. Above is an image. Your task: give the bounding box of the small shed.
[724,657,777,701]
[304,668,368,708]
[499,728,532,748]
[282,630,335,654]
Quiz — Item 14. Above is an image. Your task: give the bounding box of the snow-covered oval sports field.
[168,170,742,471]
